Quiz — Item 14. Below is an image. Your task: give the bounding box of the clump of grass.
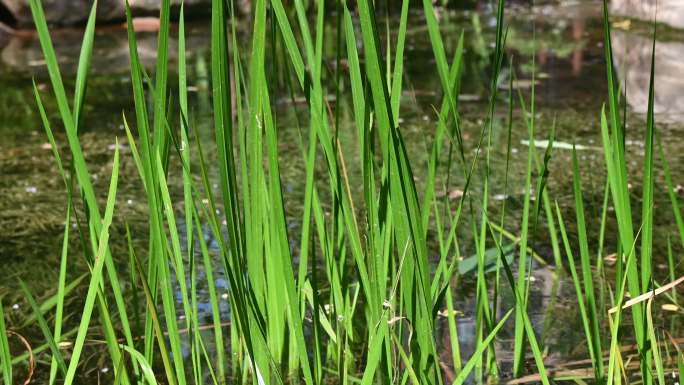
[0,0,682,384]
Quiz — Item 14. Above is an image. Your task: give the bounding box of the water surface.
[1,1,683,382]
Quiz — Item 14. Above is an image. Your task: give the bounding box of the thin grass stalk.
[120,345,160,385]
[513,81,535,378]
[572,149,604,378]
[48,201,71,385]
[486,220,550,385]
[62,145,120,385]
[640,19,658,384]
[122,13,161,363]
[18,282,68,377]
[646,299,665,385]
[0,299,11,385]
[555,202,601,381]
[176,7,207,384]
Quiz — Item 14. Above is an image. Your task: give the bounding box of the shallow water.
[1,1,683,382]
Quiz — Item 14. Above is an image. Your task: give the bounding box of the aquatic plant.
[0,0,681,384]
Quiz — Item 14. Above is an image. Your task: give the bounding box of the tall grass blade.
[0,299,11,385]
[63,144,120,385]
[487,220,549,385]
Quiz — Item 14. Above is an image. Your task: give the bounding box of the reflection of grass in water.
[506,24,586,61]
[0,0,683,385]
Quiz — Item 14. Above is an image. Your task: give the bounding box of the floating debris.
[437,309,463,318]
[498,79,539,90]
[28,59,46,67]
[520,139,599,151]
[448,189,463,200]
[458,94,481,102]
[612,19,631,30]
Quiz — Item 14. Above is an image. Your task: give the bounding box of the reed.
[0,0,680,384]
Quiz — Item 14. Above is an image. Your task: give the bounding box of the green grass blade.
[49,201,71,385]
[72,0,97,127]
[420,0,464,161]
[555,202,601,379]
[18,281,68,376]
[62,144,120,385]
[0,299,11,385]
[646,299,665,385]
[452,309,513,385]
[640,21,656,293]
[571,148,603,377]
[487,220,550,385]
[132,248,178,385]
[120,345,159,385]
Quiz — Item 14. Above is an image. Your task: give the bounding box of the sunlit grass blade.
[0,298,11,385]
[132,247,178,385]
[62,144,119,385]
[646,299,665,385]
[572,148,603,377]
[486,220,550,385]
[420,0,465,161]
[31,0,136,366]
[48,201,71,385]
[605,220,642,385]
[154,153,188,385]
[444,286,462,375]
[513,88,534,377]
[72,0,97,127]
[120,345,159,385]
[555,201,601,380]
[123,1,165,364]
[640,17,657,293]
[453,309,513,385]
[18,281,67,377]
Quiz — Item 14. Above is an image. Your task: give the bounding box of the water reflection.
[0,25,198,74]
[611,0,684,29]
[612,29,684,122]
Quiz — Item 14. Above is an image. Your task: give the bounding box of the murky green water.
[1,1,683,382]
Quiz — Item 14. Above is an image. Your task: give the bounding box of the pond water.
[1,1,683,383]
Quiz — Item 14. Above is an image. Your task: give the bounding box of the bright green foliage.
[0,299,11,385]
[2,0,678,385]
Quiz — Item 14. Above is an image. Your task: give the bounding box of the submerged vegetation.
[0,0,683,384]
